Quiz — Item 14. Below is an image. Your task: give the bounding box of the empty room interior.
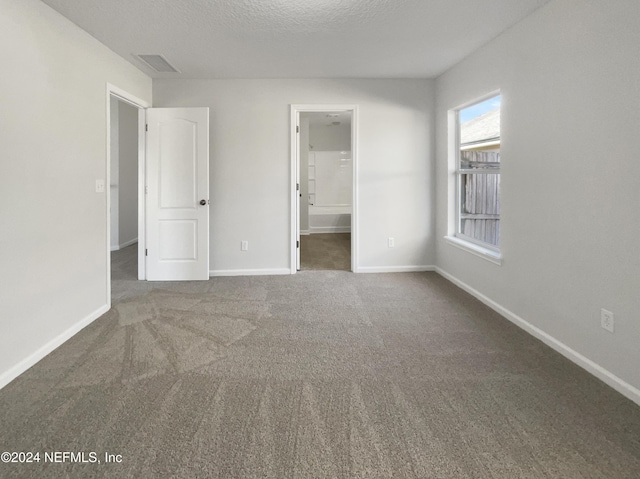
[1,0,639,477]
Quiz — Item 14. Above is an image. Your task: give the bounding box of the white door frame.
[290,104,359,273]
[106,84,150,304]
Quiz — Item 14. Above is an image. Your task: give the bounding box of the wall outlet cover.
[600,308,614,333]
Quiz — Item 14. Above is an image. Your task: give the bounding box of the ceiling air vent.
[135,54,180,73]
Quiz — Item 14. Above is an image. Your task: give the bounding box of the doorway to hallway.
[109,96,140,282]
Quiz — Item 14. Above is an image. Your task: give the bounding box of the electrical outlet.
[95,179,105,193]
[600,308,614,333]
[241,240,249,251]
[388,237,395,248]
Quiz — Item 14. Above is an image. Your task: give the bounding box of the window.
[454,94,501,254]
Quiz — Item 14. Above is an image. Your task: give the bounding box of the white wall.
[308,150,353,234]
[117,100,139,248]
[0,0,151,386]
[311,152,352,207]
[154,79,435,274]
[435,0,640,398]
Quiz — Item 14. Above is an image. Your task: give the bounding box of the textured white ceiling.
[40,0,551,79]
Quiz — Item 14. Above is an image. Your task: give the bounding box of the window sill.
[444,236,503,266]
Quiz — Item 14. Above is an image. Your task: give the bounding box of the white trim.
[450,90,501,250]
[444,235,502,265]
[309,226,351,234]
[209,268,291,277]
[351,109,359,274]
[460,139,500,151]
[300,230,310,236]
[358,265,436,274]
[0,304,110,390]
[435,267,640,407]
[119,238,138,250]
[291,106,299,272]
[106,84,150,303]
[290,105,359,274]
[107,84,148,110]
[136,107,147,280]
[453,89,502,113]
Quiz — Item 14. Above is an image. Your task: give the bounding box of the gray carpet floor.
[0,244,639,478]
[300,233,351,271]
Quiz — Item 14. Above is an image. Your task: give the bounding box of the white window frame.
[445,91,502,265]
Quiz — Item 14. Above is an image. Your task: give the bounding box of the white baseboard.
[119,238,138,249]
[435,267,640,407]
[110,238,138,251]
[0,304,110,391]
[309,227,351,234]
[357,265,436,274]
[300,230,310,236]
[209,268,291,277]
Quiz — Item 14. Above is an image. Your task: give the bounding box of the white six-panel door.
[146,108,209,281]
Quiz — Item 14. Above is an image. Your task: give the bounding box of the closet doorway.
[290,105,358,273]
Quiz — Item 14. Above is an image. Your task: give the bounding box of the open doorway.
[109,96,140,283]
[105,84,148,306]
[291,105,358,273]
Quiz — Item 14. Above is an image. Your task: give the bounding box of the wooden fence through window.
[460,150,500,246]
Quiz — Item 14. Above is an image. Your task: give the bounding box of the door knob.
[200,199,207,206]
